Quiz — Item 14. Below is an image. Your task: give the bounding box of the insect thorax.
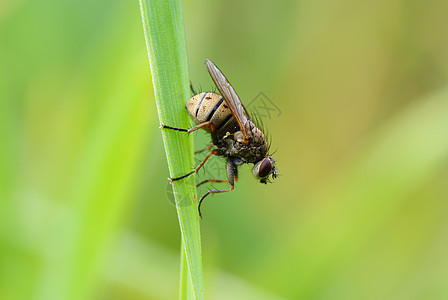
[219,121,268,164]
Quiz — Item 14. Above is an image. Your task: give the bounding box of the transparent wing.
[204,59,249,141]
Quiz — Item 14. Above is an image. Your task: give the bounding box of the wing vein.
[204,59,250,141]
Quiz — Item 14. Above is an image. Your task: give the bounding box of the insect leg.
[161,121,219,145]
[196,179,228,187]
[169,149,219,183]
[189,82,196,95]
[160,121,215,134]
[198,158,236,219]
[194,142,214,154]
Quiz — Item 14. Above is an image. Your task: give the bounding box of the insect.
[161,59,277,218]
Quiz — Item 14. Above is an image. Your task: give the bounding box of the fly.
[161,59,277,218]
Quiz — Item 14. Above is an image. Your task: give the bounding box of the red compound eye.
[258,158,272,178]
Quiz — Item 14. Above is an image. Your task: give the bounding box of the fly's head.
[252,155,277,184]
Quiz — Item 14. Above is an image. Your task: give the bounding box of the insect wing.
[205,59,249,141]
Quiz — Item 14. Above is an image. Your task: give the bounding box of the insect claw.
[168,177,174,184]
[159,123,165,129]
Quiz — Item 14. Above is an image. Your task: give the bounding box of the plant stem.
[139,0,203,299]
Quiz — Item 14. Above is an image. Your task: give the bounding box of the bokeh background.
[1,0,448,299]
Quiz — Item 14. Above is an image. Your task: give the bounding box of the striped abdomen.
[185,92,239,137]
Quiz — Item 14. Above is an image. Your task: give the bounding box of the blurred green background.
[2,0,448,299]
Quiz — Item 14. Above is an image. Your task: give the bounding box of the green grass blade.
[180,241,195,299]
[139,0,203,299]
